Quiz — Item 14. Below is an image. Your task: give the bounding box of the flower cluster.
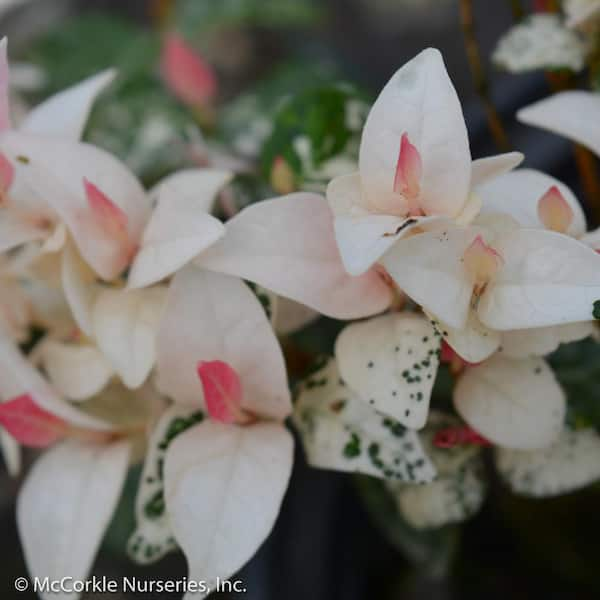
[2,31,600,598]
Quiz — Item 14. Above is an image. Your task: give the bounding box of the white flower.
[141,267,293,593]
[493,14,587,73]
[326,47,523,277]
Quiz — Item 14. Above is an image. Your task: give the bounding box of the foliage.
[24,14,195,185]
[549,336,600,430]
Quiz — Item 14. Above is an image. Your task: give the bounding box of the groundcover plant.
[3,1,600,598]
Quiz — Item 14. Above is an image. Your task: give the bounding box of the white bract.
[476,168,596,358]
[518,89,600,161]
[380,215,600,362]
[134,267,294,597]
[454,355,566,450]
[326,47,523,277]
[0,334,165,599]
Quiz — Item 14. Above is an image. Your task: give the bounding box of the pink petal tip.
[83,177,128,240]
[0,394,69,448]
[393,133,422,213]
[161,32,217,108]
[197,360,245,424]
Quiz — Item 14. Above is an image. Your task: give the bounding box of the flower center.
[463,234,503,296]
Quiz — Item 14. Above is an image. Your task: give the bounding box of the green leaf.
[548,336,600,430]
[259,84,368,187]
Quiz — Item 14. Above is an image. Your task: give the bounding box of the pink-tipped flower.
[393,133,423,215]
[160,32,217,108]
[197,360,251,425]
[463,234,503,294]
[83,177,129,242]
[537,185,574,234]
[0,394,70,448]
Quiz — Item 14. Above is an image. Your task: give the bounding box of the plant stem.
[573,145,600,224]
[459,0,510,151]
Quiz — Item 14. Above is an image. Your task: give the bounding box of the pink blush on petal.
[197,360,245,424]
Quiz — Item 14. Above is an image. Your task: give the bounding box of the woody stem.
[459,0,510,152]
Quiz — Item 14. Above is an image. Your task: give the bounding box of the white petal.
[128,181,226,289]
[500,321,595,358]
[326,171,368,217]
[470,152,524,188]
[61,241,100,337]
[333,212,446,276]
[149,168,232,212]
[157,268,291,421]
[0,208,48,252]
[380,227,476,329]
[196,192,391,319]
[580,226,600,250]
[92,287,167,389]
[40,222,67,254]
[335,313,440,429]
[17,439,130,600]
[359,48,471,217]
[496,428,600,496]
[477,169,586,237]
[518,91,600,158]
[38,340,113,401]
[0,334,110,431]
[454,355,565,449]
[129,404,204,565]
[293,358,436,482]
[479,229,600,329]
[0,131,150,280]
[429,311,500,364]
[20,69,115,140]
[164,421,292,598]
[0,37,10,131]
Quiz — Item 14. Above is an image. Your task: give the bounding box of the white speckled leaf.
[389,457,485,529]
[293,359,436,483]
[128,405,204,565]
[335,313,441,429]
[496,428,600,497]
[454,355,565,450]
[387,412,486,529]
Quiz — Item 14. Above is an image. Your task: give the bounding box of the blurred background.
[1,0,599,598]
